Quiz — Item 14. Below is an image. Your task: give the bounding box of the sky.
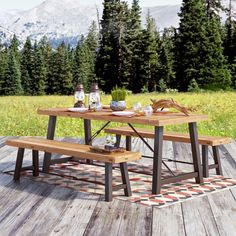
[0,0,182,11]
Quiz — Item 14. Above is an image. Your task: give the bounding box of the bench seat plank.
[105,127,232,146]
[6,138,141,164]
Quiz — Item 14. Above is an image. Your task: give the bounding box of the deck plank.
[207,189,236,236]
[117,202,152,236]
[84,199,126,236]
[0,177,55,235]
[152,203,185,236]
[12,186,77,236]
[50,193,99,236]
[181,195,220,236]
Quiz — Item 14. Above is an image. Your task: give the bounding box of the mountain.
[0,0,234,47]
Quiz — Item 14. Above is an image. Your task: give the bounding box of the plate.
[68,107,89,113]
[112,111,135,117]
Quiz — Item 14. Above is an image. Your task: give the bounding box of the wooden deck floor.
[0,136,235,236]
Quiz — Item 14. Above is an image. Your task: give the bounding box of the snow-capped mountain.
[0,0,181,46]
[0,0,234,47]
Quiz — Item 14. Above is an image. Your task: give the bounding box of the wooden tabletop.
[38,108,209,126]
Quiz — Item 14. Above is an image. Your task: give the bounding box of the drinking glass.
[143,105,153,116]
[133,102,142,112]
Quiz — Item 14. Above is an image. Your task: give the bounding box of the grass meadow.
[0,91,235,139]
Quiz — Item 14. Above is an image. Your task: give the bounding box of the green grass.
[0,91,235,138]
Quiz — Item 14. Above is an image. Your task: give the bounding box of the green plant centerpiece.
[110,86,127,111]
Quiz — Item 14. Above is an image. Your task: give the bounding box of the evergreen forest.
[0,0,236,95]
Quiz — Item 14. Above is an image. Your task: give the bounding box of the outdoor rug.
[9,161,236,208]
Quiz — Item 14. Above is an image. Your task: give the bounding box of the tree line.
[0,0,236,96]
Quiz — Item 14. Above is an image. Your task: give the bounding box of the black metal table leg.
[212,146,223,175]
[120,162,132,196]
[105,163,113,202]
[32,150,39,177]
[152,126,164,194]
[189,122,203,184]
[126,136,132,151]
[43,115,57,173]
[84,119,93,164]
[202,145,209,178]
[14,148,25,180]
[115,135,121,148]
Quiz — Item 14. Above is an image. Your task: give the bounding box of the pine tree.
[2,49,22,95]
[31,42,47,95]
[176,0,231,91]
[204,0,231,89]
[223,0,236,87]
[157,27,176,89]
[0,43,8,95]
[96,0,129,92]
[139,12,159,92]
[9,35,20,63]
[124,0,143,92]
[38,36,53,94]
[20,37,34,94]
[48,42,73,95]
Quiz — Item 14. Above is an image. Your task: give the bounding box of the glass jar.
[89,83,101,110]
[74,84,85,108]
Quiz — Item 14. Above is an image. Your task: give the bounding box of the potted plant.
[110,86,127,111]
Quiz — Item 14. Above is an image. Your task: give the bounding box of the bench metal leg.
[202,145,209,178]
[105,163,113,202]
[84,119,93,164]
[189,122,203,184]
[14,148,25,180]
[152,126,164,194]
[212,146,223,175]
[126,136,132,151]
[43,115,57,173]
[115,135,121,148]
[32,150,39,177]
[120,162,132,197]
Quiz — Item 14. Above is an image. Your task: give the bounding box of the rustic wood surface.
[6,137,141,164]
[38,108,209,126]
[104,126,232,146]
[0,136,235,236]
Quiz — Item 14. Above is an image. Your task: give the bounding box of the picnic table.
[38,108,209,194]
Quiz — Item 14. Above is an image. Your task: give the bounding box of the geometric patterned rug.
[10,161,236,208]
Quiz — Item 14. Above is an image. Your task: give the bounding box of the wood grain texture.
[116,201,152,236]
[6,138,141,164]
[0,179,55,236]
[38,108,209,126]
[182,195,220,236]
[13,186,76,236]
[50,193,99,236]
[219,145,236,178]
[84,199,126,236]
[152,203,185,236]
[0,138,236,236]
[105,127,232,146]
[207,189,236,236]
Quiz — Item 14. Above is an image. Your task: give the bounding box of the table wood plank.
[152,203,185,236]
[38,108,209,126]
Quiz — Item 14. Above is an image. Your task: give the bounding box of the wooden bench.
[5,137,141,202]
[105,127,232,178]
